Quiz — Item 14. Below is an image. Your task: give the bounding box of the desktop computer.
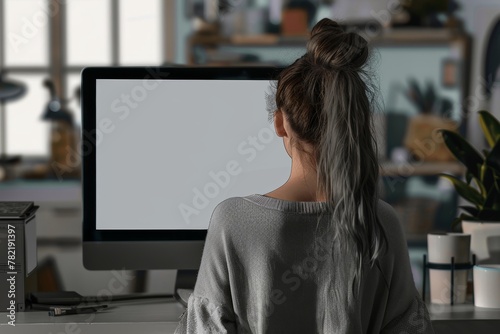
[81,66,289,297]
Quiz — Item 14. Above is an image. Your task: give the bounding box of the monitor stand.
[174,269,198,307]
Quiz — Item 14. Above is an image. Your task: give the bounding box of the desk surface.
[1,298,184,334]
[1,298,500,334]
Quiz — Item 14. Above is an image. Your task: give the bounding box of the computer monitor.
[81,67,290,276]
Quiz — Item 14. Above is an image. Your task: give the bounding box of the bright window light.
[4,0,49,66]
[5,74,50,156]
[119,0,162,65]
[67,0,112,65]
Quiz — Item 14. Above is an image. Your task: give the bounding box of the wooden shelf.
[370,28,464,45]
[189,28,466,49]
[380,161,465,177]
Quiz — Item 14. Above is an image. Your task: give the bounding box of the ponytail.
[317,58,382,294]
[272,18,387,324]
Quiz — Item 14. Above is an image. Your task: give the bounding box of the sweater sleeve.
[174,295,236,334]
[381,293,434,334]
[378,202,435,334]
[174,200,237,334]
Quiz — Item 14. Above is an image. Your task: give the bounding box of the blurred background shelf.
[188,27,471,65]
[380,161,465,176]
[190,28,465,47]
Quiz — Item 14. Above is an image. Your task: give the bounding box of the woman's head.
[273,18,372,172]
[270,18,386,305]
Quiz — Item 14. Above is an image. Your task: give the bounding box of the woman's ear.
[274,110,287,138]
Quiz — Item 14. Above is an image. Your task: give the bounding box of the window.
[1,0,167,158]
[119,0,162,65]
[1,0,49,156]
[66,0,112,65]
[4,73,49,155]
[4,0,49,66]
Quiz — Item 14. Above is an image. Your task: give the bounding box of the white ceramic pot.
[427,233,471,304]
[462,221,500,264]
[474,265,500,308]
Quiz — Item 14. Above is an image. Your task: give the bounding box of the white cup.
[474,265,500,308]
[427,233,471,304]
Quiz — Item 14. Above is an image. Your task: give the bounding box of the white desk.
[0,299,184,334]
[428,303,500,333]
[2,298,500,333]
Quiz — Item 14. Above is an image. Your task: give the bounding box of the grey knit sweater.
[174,195,434,333]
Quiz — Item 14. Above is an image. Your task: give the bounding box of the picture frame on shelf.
[442,58,461,88]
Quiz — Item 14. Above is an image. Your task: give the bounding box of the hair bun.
[307,18,368,71]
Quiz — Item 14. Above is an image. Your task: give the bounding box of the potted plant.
[440,110,500,264]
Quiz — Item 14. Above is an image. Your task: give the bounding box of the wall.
[455,0,500,148]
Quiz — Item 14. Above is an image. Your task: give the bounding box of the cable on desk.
[28,291,175,308]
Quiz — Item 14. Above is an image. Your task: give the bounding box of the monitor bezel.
[81,66,282,243]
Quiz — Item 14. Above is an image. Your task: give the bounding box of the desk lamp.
[41,79,73,125]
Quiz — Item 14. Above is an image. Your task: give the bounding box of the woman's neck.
[265,156,326,202]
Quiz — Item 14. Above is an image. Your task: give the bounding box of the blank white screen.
[95,79,290,229]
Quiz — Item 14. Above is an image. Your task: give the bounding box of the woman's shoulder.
[211,196,250,216]
[376,200,401,229]
[376,199,410,258]
[211,194,283,217]
[208,196,255,229]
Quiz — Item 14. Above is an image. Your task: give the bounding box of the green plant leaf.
[486,139,500,172]
[474,173,488,197]
[484,184,500,209]
[459,205,479,217]
[479,110,500,148]
[440,173,484,208]
[480,162,495,194]
[465,172,473,184]
[441,130,484,179]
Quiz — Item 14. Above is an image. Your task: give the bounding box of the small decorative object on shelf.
[397,0,461,28]
[281,0,316,37]
[41,79,80,180]
[403,78,458,162]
